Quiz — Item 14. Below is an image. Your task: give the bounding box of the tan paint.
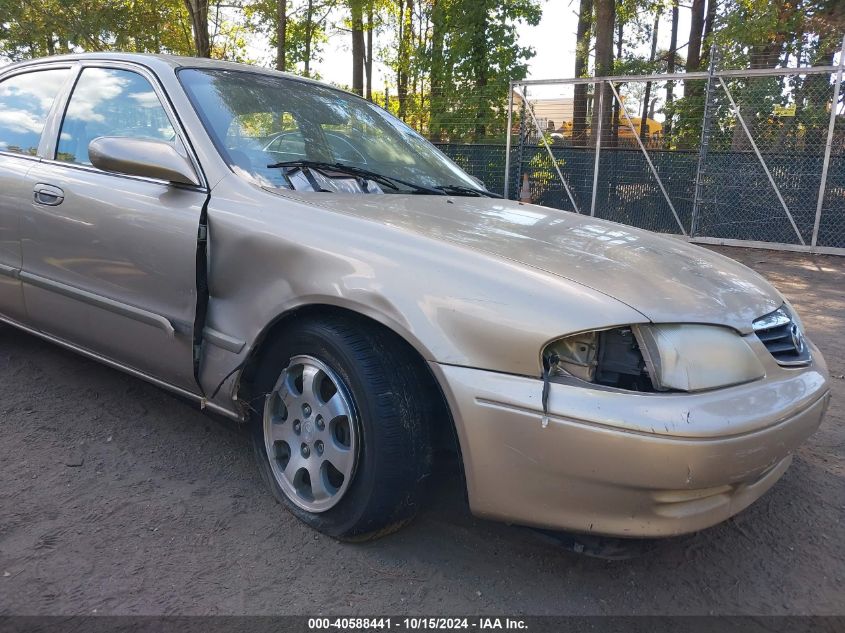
[0,53,832,537]
[88,136,200,186]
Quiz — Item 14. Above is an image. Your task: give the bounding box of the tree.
[303,0,315,75]
[639,8,660,141]
[684,0,705,97]
[350,0,365,94]
[248,0,329,75]
[572,0,593,145]
[277,0,288,70]
[0,0,194,60]
[663,0,679,139]
[364,2,374,99]
[465,0,490,137]
[591,0,615,144]
[183,0,211,57]
[429,0,449,135]
[395,0,412,118]
[703,0,717,61]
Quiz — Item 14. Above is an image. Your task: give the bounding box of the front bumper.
[431,347,830,537]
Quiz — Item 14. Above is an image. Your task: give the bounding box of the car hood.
[279,192,782,333]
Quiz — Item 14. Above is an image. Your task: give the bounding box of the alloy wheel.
[263,355,359,512]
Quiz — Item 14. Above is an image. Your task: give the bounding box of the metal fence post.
[589,82,603,216]
[514,86,527,201]
[503,81,514,199]
[691,43,717,238]
[811,34,845,249]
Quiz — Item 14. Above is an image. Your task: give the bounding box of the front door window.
[56,67,175,165]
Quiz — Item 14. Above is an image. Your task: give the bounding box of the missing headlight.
[544,327,656,392]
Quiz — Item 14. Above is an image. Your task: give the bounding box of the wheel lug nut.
[316,415,325,431]
[301,444,310,458]
[302,403,312,418]
[315,440,324,455]
[293,420,301,434]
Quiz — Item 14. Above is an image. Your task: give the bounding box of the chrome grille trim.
[753,306,811,367]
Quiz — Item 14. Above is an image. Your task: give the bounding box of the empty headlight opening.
[544,327,660,393]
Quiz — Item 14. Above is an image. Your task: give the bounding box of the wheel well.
[237,304,462,461]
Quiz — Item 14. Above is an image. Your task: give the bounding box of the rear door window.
[0,68,70,156]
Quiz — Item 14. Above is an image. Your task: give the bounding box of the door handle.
[33,183,64,206]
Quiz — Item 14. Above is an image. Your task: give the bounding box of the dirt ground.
[0,245,843,616]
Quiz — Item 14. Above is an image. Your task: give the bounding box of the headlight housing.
[543,324,765,393]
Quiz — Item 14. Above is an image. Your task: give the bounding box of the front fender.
[199,175,647,411]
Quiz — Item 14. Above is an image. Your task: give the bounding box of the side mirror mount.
[88,137,200,186]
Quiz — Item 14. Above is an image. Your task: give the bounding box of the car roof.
[1,52,335,90]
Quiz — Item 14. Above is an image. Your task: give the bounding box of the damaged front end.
[542,321,769,395]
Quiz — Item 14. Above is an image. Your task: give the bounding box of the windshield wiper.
[431,184,503,198]
[266,160,445,195]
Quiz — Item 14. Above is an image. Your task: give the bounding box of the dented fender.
[197,174,647,413]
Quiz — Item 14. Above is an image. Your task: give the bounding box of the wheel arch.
[236,303,464,468]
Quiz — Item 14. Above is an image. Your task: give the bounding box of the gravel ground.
[0,245,843,616]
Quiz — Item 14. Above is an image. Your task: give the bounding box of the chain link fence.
[430,41,845,254]
[408,86,514,197]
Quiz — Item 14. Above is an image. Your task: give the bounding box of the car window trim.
[37,63,81,159]
[40,60,208,191]
[0,63,77,162]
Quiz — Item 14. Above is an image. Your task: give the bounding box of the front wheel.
[249,315,433,540]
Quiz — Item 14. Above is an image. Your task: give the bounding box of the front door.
[21,63,206,391]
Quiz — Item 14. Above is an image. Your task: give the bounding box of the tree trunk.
[664,0,678,140]
[183,0,210,57]
[683,0,705,97]
[572,0,593,145]
[608,16,622,146]
[396,0,412,120]
[275,0,287,71]
[640,9,660,141]
[702,0,716,68]
[351,0,365,95]
[365,3,373,100]
[304,0,314,77]
[591,0,615,146]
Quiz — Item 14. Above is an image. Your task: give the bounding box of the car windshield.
[179,68,482,194]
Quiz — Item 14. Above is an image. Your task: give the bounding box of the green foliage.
[246,0,337,76]
[426,0,542,142]
[0,0,194,60]
[3,0,841,154]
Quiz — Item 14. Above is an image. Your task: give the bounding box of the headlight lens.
[634,324,764,391]
[544,324,765,393]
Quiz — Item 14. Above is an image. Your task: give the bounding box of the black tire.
[249,314,433,540]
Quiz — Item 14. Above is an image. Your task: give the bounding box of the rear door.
[21,62,206,391]
[0,65,73,323]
